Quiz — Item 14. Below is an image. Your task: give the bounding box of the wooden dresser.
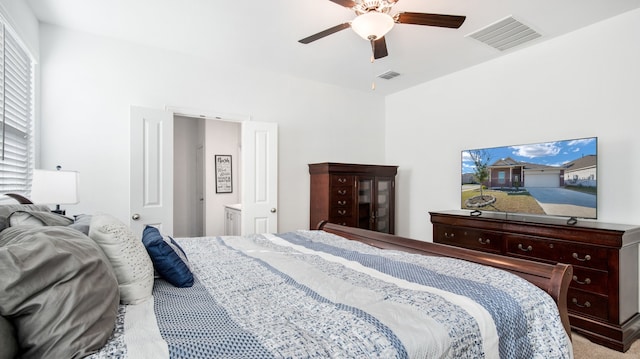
[430,210,640,352]
[309,163,397,234]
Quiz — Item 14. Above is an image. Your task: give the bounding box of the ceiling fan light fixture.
[351,11,394,40]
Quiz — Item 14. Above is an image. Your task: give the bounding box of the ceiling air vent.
[466,16,541,51]
[377,70,400,80]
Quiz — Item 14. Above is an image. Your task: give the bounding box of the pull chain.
[371,54,376,90]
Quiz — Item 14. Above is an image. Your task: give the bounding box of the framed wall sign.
[215,155,233,193]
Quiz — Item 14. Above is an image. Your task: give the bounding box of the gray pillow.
[0,226,119,359]
[0,316,19,359]
[0,204,52,233]
[7,210,73,227]
[68,214,92,235]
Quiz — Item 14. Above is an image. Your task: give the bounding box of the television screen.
[461,137,597,220]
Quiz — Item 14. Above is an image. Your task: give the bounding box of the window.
[0,20,34,196]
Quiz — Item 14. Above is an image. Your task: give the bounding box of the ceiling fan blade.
[298,22,351,44]
[395,12,466,28]
[328,0,356,8]
[372,36,388,59]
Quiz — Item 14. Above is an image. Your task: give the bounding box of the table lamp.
[30,167,79,215]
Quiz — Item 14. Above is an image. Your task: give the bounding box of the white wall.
[37,23,387,230]
[386,8,640,240]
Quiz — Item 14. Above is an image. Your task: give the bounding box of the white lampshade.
[351,12,395,40]
[30,169,79,205]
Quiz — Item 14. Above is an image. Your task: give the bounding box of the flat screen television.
[461,136,597,221]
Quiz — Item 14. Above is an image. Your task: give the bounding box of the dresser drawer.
[331,186,353,199]
[561,245,609,271]
[505,235,561,263]
[332,198,354,225]
[330,207,353,218]
[434,225,503,254]
[568,288,608,321]
[332,198,352,208]
[328,218,355,227]
[571,267,608,296]
[331,175,354,186]
[505,235,609,271]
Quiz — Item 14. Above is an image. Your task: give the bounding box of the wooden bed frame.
[318,221,573,338]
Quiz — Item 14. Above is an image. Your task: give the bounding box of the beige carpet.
[572,332,640,358]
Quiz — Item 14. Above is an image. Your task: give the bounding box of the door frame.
[167,106,250,123]
[169,106,249,236]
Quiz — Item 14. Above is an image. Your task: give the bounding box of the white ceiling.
[26,0,640,95]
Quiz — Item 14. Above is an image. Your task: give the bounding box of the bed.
[0,208,573,359]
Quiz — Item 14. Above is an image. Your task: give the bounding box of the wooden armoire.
[309,162,398,234]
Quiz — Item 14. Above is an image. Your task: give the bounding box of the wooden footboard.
[318,222,573,338]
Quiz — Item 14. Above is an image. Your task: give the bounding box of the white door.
[130,106,174,235]
[241,121,278,234]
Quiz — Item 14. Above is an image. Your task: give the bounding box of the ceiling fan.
[298,0,466,60]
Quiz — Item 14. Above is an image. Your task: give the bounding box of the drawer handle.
[444,232,455,239]
[518,244,533,252]
[338,178,347,183]
[572,253,592,262]
[337,210,346,215]
[337,189,347,195]
[337,200,347,205]
[572,298,591,308]
[478,237,490,245]
[572,275,592,285]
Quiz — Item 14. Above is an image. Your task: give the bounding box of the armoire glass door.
[375,178,392,233]
[357,177,373,230]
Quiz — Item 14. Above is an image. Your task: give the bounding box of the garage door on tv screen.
[461,137,597,221]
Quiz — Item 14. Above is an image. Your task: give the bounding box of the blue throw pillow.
[141,226,194,288]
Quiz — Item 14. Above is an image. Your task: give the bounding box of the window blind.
[0,21,34,195]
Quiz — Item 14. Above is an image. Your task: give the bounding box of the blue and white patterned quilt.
[91,230,573,359]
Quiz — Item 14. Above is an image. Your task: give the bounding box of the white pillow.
[88,213,154,304]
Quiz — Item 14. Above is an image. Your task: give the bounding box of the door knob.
[270,208,277,213]
[132,213,140,220]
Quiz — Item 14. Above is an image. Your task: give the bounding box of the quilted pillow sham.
[142,225,194,288]
[0,226,119,359]
[89,213,155,304]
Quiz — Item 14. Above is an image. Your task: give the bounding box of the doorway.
[173,116,241,237]
[130,106,278,237]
